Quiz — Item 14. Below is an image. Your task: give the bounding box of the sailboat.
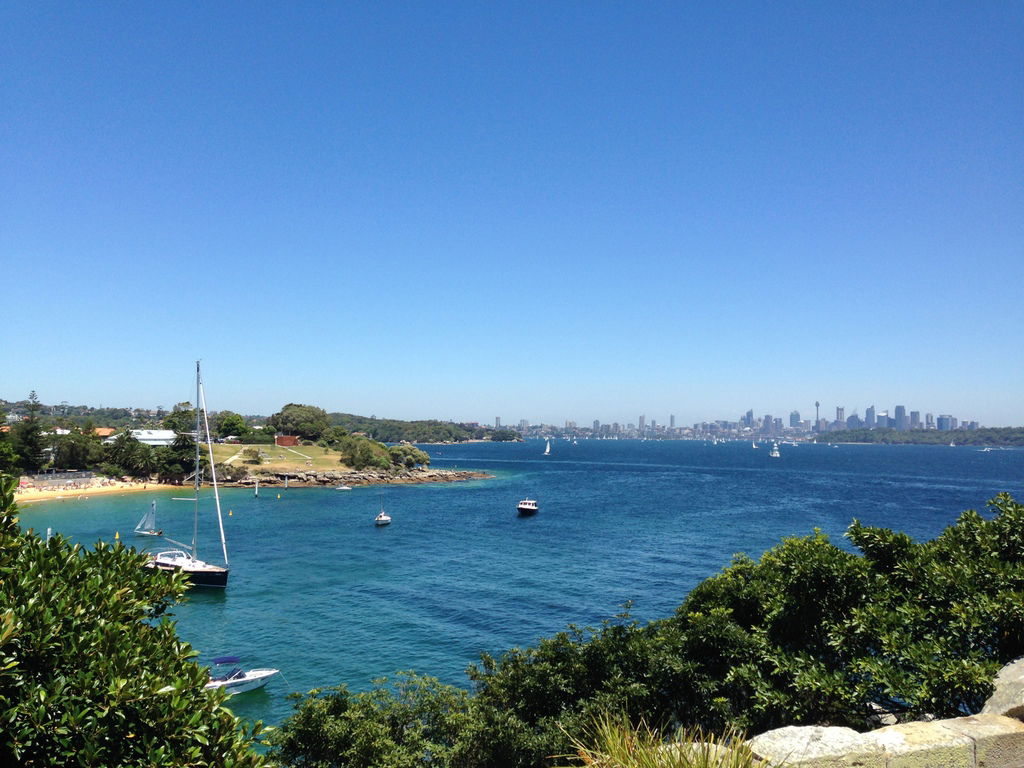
[133,501,162,537]
[374,493,391,526]
[751,441,758,449]
[543,439,551,456]
[145,361,230,588]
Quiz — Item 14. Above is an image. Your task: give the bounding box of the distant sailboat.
[543,439,551,456]
[375,493,391,526]
[752,441,758,449]
[134,501,162,537]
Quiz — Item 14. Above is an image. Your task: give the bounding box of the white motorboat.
[517,498,538,516]
[204,656,279,696]
[336,485,353,491]
[769,442,781,458]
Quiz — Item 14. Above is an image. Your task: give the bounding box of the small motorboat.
[375,492,392,525]
[336,485,352,490]
[204,656,279,696]
[517,498,538,516]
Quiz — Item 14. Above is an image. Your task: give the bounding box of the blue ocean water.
[16,440,1024,729]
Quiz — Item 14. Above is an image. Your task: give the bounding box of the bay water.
[17,440,1024,728]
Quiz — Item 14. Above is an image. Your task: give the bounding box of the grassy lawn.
[206,443,349,472]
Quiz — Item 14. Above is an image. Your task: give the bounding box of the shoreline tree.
[0,473,266,766]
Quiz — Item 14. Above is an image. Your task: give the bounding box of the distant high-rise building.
[495,417,501,429]
[926,413,935,429]
[877,411,889,428]
[937,415,956,431]
[865,405,876,428]
[763,415,773,434]
[836,406,845,424]
[519,419,529,432]
[669,414,675,429]
[745,409,754,427]
[650,419,657,431]
[894,405,907,431]
[593,419,600,432]
[638,415,646,432]
[847,414,863,429]
[910,411,921,429]
[814,401,820,430]
[789,410,801,428]
[774,417,783,432]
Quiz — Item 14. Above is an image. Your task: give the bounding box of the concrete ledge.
[747,714,1024,768]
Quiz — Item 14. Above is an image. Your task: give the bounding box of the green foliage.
[388,444,431,468]
[163,402,197,434]
[328,413,473,443]
[242,447,262,465]
[820,427,1024,446]
[489,429,521,442]
[214,411,250,439]
[0,441,18,474]
[0,473,265,766]
[556,713,758,768]
[272,494,1024,768]
[49,426,105,471]
[268,674,471,768]
[318,431,404,471]
[11,391,46,473]
[269,404,330,441]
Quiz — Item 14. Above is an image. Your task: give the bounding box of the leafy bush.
[0,474,265,767]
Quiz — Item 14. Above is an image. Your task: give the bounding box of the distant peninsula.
[820,427,1024,447]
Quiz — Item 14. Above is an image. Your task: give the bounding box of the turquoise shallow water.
[17,440,1024,729]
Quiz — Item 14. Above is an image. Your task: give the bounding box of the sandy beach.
[14,479,168,505]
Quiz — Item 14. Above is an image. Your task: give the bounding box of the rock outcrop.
[746,658,1024,767]
[228,467,488,488]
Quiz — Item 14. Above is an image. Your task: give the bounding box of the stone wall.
[745,658,1024,767]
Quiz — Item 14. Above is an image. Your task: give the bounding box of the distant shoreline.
[15,467,490,506]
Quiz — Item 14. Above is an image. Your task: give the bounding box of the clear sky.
[2,2,1022,427]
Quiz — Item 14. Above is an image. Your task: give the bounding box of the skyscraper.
[910,411,920,429]
[836,406,845,424]
[894,405,907,431]
[495,417,501,429]
[669,414,675,429]
[638,415,646,433]
[865,405,876,428]
[593,419,600,432]
[789,410,801,427]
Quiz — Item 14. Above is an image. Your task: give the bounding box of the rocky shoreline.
[223,467,490,488]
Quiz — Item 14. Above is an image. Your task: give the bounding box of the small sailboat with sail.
[133,501,162,537]
[145,361,230,588]
[543,439,551,456]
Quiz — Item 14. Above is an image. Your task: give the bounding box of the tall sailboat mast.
[198,366,229,566]
[192,360,202,560]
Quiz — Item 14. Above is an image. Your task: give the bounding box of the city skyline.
[3,4,1022,426]
[1,390,1001,432]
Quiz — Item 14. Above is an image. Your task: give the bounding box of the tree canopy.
[269,404,330,441]
[0,473,265,766]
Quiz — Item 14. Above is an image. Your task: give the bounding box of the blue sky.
[2,2,1022,426]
